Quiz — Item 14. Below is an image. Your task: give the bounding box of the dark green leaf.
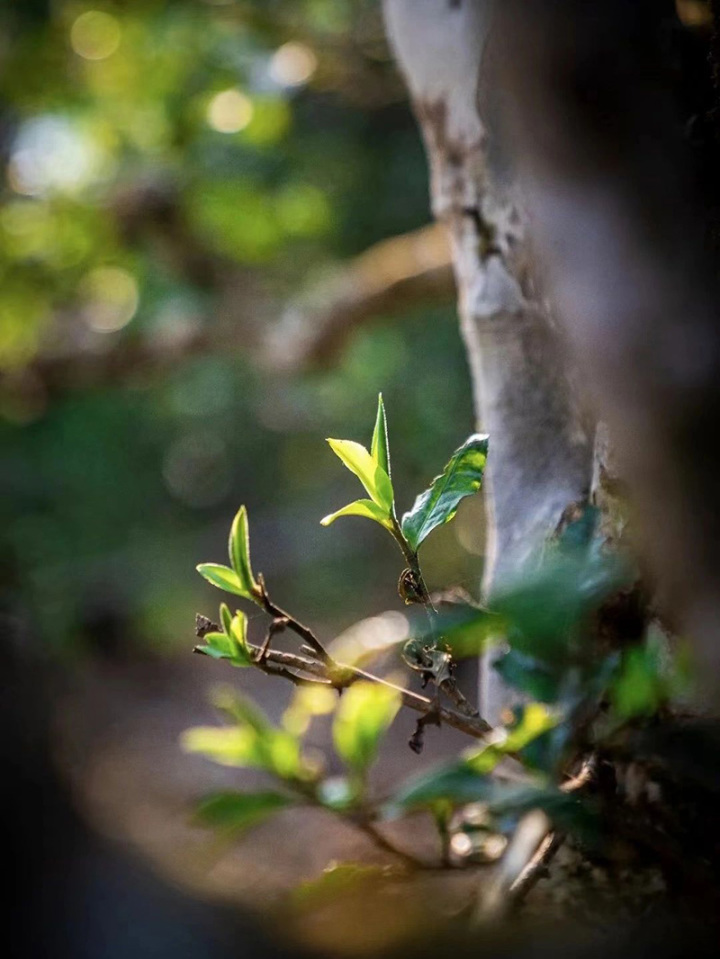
[493,649,565,702]
[408,602,504,659]
[386,763,594,837]
[195,790,292,836]
[401,433,488,551]
[493,546,631,664]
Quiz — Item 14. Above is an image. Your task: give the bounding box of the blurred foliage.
[0,1,478,655]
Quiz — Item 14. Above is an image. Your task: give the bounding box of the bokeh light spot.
[80,266,139,332]
[207,89,254,133]
[71,11,122,61]
[269,42,317,87]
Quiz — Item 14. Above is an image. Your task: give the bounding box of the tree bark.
[383,0,593,723]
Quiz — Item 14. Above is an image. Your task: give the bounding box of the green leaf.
[492,544,631,665]
[182,689,306,780]
[612,643,667,720]
[385,764,591,835]
[332,681,401,773]
[195,790,292,836]
[320,498,394,530]
[228,506,259,598]
[407,602,504,660]
[231,611,252,661]
[401,433,488,551]
[370,393,390,478]
[195,632,236,661]
[326,439,394,513]
[466,703,559,773]
[220,602,233,637]
[385,762,499,813]
[493,649,565,702]
[197,563,249,597]
[195,628,252,668]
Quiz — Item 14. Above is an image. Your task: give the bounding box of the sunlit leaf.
[320,498,393,530]
[401,433,488,551]
[181,725,268,768]
[195,790,292,837]
[182,689,306,780]
[465,703,559,774]
[197,563,250,597]
[220,602,233,637]
[195,624,252,668]
[228,506,259,598]
[332,681,401,772]
[371,393,390,478]
[326,439,394,512]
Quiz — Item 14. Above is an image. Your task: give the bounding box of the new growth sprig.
[184,395,678,906]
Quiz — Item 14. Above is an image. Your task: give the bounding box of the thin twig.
[195,616,493,740]
[256,573,333,665]
[353,818,432,870]
[496,757,598,914]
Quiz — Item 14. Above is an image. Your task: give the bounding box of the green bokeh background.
[0,0,481,659]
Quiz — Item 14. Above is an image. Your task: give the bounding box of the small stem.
[194,615,493,738]
[256,574,333,666]
[353,818,434,870]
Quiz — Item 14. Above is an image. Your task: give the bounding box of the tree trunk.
[382,0,593,723]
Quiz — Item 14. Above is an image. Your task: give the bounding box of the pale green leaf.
[326,439,393,512]
[370,393,390,478]
[229,610,252,664]
[181,722,303,779]
[332,681,401,772]
[195,628,251,668]
[194,631,236,661]
[220,602,233,636]
[320,499,393,530]
[228,506,259,598]
[197,563,250,597]
[181,726,267,768]
[401,434,488,551]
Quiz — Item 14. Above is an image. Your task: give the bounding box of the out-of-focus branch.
[262,222,453,372]
[382,0,593,724]
[2,223,453,402]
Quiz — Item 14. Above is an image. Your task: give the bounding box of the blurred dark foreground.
[5,633,718,959]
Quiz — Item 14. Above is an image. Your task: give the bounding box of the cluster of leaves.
[186,396,690,872]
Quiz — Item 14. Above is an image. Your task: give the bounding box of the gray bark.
[383,0,593,722]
